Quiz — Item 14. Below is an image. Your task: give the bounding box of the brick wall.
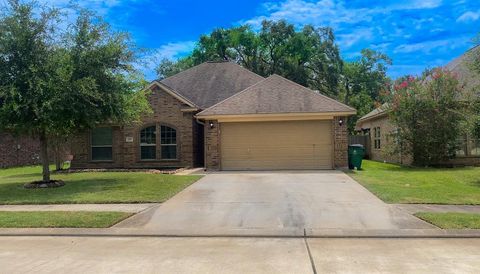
[333,117,348,168]
[0,133,41,168]
[70,85,196,169]
[204,120,220,170]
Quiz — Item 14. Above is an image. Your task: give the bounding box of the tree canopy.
[0,0,149,182]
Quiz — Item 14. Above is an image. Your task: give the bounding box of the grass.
[0,211,132,228]
[348,160,480,204]
[415,212,480,229]
[0,165,202,204]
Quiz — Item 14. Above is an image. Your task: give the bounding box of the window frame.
[139,125,157,160]
[160,125,178,160]
[138,124,178,161]
[374,127,381,150]
[456,134,480,158]
[90,127,113,162]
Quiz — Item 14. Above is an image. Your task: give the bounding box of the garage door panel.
[220,120,333,170]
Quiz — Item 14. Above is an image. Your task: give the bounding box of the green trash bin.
[348,144,365,170]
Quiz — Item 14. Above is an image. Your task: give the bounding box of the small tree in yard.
[388,69,469,166]
[0,1,149,184]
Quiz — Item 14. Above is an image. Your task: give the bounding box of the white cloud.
[337,28,373,49]
[457,10,480,22]
[155,41,197,60]
[243,0,373,29]
[394,37,470,54]
[137,41,196,80]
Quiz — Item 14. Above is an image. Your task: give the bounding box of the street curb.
[1,228,480,238]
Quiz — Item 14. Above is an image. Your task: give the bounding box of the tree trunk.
[39,132,50,182]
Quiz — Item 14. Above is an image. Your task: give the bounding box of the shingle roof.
[357,103,390,122]
[197,74,356,117]
[160,61,265,109]
[445,45,479,95]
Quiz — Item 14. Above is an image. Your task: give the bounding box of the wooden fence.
[348,135,371,158]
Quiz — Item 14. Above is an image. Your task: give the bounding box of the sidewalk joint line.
[304,228,317,274]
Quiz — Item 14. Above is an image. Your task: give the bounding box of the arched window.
[140,126,156,160]
[160,125,177,159]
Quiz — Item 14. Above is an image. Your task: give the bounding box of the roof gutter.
[196,111,356,122]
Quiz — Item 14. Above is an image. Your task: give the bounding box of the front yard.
[415,212,480,229]
[0,211,132,228]
[349,160,480,205]
[0,165,202,204]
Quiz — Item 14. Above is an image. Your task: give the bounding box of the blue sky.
[20,0,480,79]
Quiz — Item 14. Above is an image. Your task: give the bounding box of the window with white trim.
[91,127,113,161]
[140,126,156,160]
[160,125,177,159]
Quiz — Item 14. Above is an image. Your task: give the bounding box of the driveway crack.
[303,228,317,274]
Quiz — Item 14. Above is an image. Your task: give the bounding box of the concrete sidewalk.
[0,203,157,213]
[1,236,479,273]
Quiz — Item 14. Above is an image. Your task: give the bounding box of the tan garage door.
[220,120,333,170]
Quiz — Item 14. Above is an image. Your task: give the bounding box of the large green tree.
[0,1,149,182]
[341,49,392,132]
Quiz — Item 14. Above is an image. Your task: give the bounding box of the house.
[70,61,356,171]
[0,133,42,168]
[356,47,480,166]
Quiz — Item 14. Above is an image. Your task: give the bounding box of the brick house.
[0,133,42,168]
[355,47,480,166]
[71,61,356,170]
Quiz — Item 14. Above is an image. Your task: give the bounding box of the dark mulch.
[24,180,65,189]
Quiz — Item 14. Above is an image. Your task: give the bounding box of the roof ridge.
[159,62,209,83]
[159,61,263,83]
[270,74,356,111]
[224,61,265,80]
[197,76,271,116]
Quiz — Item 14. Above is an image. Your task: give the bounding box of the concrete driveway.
[116,171,433,234]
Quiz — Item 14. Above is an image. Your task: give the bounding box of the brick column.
[204,120,220,170]
[333,116,348,168]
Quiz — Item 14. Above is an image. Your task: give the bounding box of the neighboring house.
[0,132,72,169]
[0,133,42,168]
[356,47,480,166]
[70,61,356,170]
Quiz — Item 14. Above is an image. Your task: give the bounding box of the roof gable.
[147,81,198,108]
[357,103,390,122]
[197,74,356,117]
[160,61,264,109]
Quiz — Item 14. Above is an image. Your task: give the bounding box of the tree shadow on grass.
[0,178,126,204]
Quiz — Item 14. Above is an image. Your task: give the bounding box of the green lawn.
[0,211,132,228]
[0,165,201,204]
[348,160,480,204]
[415,212,480,229]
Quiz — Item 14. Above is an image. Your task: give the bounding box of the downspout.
[195,118,207,171]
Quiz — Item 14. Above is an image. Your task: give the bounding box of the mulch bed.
[54,168,186,175]
[24,180,65,189]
